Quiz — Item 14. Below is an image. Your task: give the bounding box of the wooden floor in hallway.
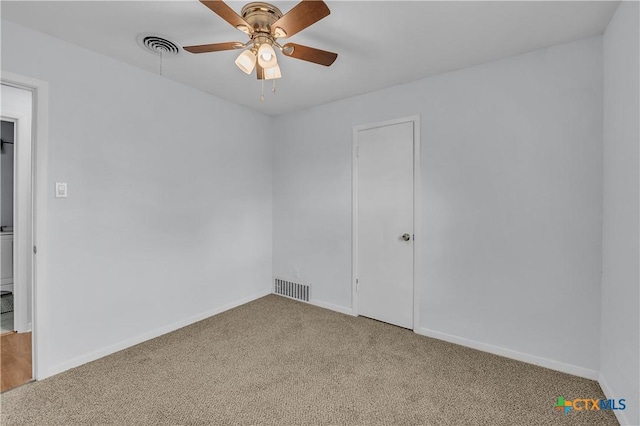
[1,331,32,392]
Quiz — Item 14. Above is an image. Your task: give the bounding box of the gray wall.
[273,36,603,376]
[1,20,273,378]
[601,2,639,425]
[1,120,14,228]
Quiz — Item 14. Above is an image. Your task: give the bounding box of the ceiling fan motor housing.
[241,2,284,42]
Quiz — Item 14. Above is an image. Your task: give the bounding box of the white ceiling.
[1,1,619,116]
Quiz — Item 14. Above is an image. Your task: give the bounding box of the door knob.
[402,233,411,241]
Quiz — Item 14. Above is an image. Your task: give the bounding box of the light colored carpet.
[0,295,618,425]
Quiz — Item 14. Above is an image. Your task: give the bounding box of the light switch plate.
[55,182,68,198]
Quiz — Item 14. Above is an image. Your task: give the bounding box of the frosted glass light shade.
[257,43,277,68]
[235,50,256,74]
[263,64,282,80]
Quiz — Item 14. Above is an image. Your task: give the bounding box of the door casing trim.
[2,71,50,380]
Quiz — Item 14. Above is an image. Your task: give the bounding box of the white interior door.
[356,121,414,329]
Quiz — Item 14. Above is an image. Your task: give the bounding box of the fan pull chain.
[272,79,276,94]
[159,51,163,76]
[260,77,265,102]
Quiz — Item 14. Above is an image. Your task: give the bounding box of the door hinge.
[33,245,37,254]
[356,278,359,292]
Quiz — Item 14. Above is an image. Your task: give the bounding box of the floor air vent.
[274,278,310,302]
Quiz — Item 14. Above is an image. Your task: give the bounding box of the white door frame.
[2,71,50,380]
[352,115,421,331]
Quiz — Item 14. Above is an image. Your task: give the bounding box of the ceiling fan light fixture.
[263,64,282,80]
[257,43,277,68]
[184,0,338,100]
[235,49,256,74]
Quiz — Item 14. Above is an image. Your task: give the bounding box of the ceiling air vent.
[137,34,180,56]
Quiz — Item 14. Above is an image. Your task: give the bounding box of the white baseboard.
[416,327,599,380]
[43,290,270,379]
[308,298,354,316]
[598,372,632,426]
[269,288,354,316]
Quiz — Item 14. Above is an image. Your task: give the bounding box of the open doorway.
[1,120,16,333]
[1,83,34,391]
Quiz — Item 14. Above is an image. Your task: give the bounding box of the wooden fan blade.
[200,0,253,33]
[183,42,242,54]
[282,43,337,66]
[271,0,330,39]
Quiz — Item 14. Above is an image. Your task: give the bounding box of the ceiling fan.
[183,0,338,82]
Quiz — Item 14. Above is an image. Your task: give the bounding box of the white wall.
[273,37,603,376]
[1,20,273,378]
[600,2,640,425]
